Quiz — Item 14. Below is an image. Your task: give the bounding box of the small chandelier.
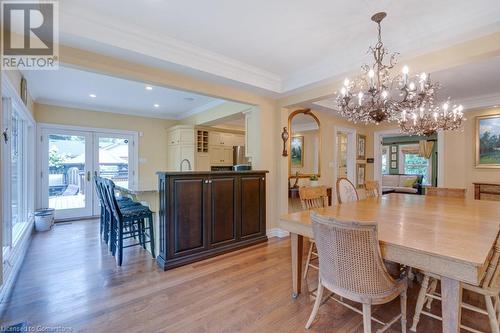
[336,12,465,135]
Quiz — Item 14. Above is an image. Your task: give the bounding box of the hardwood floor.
[1,219,491,332]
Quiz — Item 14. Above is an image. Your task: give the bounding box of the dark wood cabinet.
[157,171,268,270]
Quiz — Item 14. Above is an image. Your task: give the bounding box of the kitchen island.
[157,170,268,270]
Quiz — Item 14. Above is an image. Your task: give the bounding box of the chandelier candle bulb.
[402,65,409,84]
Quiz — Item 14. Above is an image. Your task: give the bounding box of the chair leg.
[117,226,123,266]
[140,219,147,249]
[303,241,314,280]
[401,291,407,333]
[425,278,438,309]
[305,279,324,329]
[362,303,372,333]
[410,274,430,332]
[485,295,500,333]
[148,215,155,258]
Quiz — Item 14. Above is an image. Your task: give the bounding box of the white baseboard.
[267,228,289,238]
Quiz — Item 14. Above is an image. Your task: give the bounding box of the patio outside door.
[41,129,93,220]
[40,127,137,220]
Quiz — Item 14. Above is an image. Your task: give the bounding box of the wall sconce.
[281,127,289,156]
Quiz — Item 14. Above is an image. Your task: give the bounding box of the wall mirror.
[288,109,321,178]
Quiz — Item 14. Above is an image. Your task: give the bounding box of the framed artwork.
[356,163,366,188]
[391,161,397,169]
[357,134,366,160]
[391,153,397,161]
[20,77,28,106]
[391,146,397,153]
[476,114,500,168]
[290,136,304,167]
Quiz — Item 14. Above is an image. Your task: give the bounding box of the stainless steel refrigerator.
[233,146,250,166]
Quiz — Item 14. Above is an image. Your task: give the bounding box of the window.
[11,112,26,228]
[2,95,34,249]
[400,145,431,185]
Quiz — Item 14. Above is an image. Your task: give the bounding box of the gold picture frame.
[357,134,366,160]
[356,163,366,188]
[290,136,304,168]
[475,113,500,168]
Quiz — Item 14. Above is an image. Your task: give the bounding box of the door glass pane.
[48,134,86,210]
[381,147,389,175]
[11,112,25,226]
[337,133,348,179]
[98,137,129,188]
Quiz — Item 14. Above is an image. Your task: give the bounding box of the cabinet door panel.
[210,177,237,246]
[223,147,233,165]
[240,176,264,238]
[170,177,207,256]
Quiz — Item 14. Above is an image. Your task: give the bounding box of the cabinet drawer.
[480,185,500,194]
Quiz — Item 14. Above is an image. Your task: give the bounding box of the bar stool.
[102,178,155,266]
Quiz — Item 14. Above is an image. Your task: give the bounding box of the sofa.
[381,174,423,195]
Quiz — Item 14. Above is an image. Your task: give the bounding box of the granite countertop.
[156,170,269,176]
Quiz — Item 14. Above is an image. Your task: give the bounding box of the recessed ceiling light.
[89,94,97,98]
[145,86,153,91]
[153,104,160,108]
[184,97,195,102]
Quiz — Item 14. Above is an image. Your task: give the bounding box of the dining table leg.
[290,232,303,299]
[441,276,462,333]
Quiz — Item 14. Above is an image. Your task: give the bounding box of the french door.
[39,126,137,220]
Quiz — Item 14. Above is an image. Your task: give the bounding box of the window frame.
[1,78,36,252]
[398,144,432,185]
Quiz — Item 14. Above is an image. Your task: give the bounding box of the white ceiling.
[313,56,500,112]
[58,0,500,94]
[22,67,227,119]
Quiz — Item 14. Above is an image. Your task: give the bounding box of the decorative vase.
[310,180,319,187]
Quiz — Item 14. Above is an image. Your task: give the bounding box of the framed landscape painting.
[291,136,304,168]
[476,114,500,168]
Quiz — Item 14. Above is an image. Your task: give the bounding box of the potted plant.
[309,175,319,187]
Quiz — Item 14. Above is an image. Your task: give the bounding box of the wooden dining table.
[278,193,500,333]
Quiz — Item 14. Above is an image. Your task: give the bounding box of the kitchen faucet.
[180,159,192,171]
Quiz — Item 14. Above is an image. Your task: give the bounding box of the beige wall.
[35,104,178,187]
[442,107,500,198]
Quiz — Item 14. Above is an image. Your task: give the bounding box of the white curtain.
[419,140,434,159]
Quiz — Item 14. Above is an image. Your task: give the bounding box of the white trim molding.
[61,8,282,93]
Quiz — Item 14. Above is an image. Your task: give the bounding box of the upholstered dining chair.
[299,186,329,281]
[425,187,466,198]
[411,229,500,333]
[336,178,359,204]
[365,180,380,198]
[306,212,408,333]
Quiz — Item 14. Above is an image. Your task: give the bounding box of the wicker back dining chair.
[365,180,380,198]
[298,186,329,281]
[306,212,407,333]
[425,187,466,198]
[336,178,359,204]
[411,229,500,333]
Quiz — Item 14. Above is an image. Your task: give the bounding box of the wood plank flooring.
[1,220,491,332]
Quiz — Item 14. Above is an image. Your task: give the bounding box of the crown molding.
[35,98,178,120]
[456,93,500,111]
[175,100,227,120]
[60,8,282,93]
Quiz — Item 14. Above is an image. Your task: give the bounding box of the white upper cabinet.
[208,131,244,147]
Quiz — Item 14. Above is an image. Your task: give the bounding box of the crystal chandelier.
[336,12,465,135]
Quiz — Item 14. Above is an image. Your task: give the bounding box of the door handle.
[87,171,91,182]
